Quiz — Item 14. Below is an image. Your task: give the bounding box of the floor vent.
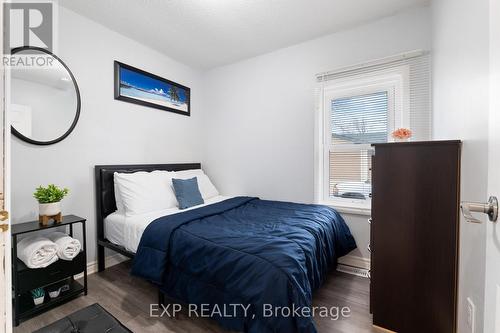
[337,264,370,278]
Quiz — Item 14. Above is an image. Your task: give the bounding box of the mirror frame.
[10,46,81,145]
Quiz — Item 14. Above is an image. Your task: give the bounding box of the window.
[315,52,431,213]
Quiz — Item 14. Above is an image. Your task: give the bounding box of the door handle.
[461,196,498,224]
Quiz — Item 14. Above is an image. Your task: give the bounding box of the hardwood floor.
[14,261,374,333]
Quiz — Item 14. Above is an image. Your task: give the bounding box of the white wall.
[201,6,432,262]
[11,6,205,263]
[432,0,490,332]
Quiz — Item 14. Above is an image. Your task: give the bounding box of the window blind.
[331,91,389,145]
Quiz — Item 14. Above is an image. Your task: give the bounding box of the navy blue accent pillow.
[172,177,204,209]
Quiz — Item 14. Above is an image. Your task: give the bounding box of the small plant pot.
[33,295,45,306]
[31,287,45,305]
[394,138,409,142]
[39,202,61,216]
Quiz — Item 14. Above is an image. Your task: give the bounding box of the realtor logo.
[3,2,53,53]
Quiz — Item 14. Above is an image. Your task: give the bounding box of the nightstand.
[11,215,87,326]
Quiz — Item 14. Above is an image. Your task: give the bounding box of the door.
[484,1,500,331]
[0,1,12,332]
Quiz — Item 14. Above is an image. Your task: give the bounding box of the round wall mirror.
[10,47,81,145]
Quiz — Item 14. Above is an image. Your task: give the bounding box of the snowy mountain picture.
[114,61,190,116]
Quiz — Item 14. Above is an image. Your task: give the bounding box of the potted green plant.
[31,287,45,305]
[33,184,69,221]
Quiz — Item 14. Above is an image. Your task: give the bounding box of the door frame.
[484,0,500,331]
[1,0,13,331]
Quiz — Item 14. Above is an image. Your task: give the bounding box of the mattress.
[104,195,232,252]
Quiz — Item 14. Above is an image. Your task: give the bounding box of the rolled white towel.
[47,232,81,260]
[17,236,59,268]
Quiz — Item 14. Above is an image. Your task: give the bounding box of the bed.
[95,164,356,333]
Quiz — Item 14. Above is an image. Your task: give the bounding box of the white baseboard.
[74,253,129,279]
[338,254,371,270]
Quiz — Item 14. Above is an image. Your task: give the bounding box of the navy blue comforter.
[131,197,356,333]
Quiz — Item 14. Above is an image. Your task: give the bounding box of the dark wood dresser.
[370,140,461,333]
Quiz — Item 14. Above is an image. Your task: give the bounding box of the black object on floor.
[33,303,132,333]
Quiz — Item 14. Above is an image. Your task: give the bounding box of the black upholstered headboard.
[94,163,201,259]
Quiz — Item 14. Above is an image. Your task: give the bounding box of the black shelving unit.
[11,215,87,326]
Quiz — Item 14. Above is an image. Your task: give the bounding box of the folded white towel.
[17,236,59,268]
[47,232,81,261]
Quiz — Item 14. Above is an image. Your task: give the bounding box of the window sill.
[318,201,372,216]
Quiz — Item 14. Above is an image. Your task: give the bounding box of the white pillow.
[174,169,219,200]
[113,179,125,213]
[114,170,177,216]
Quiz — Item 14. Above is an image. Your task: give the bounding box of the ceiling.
[61,0,429,70]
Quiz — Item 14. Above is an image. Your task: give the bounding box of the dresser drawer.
[16,251,85,293]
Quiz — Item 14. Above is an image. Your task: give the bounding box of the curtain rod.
[315,49,427,79]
